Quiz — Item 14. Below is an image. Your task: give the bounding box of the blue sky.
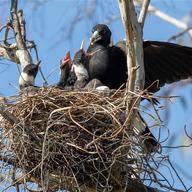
[0,0,192,191]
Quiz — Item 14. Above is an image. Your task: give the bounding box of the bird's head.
[73,41,88,67]
[72,41,89,80]
[73,50,87,67]
[90,24,111,47]
[60,51,72,70]
[22,63,40,78]
[57,51,73,88]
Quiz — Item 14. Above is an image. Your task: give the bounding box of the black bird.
[88,24,192,92]
[71,48,89,88]
[19,63,39,90]
[85,24,192,153]
[87,24,127,89]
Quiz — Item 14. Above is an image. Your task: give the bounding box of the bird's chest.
[73,64,89,81]
[88,51,109,79]
[19,72,35,86]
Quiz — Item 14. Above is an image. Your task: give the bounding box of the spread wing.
[116,40,192,93]
[144,41,192,93]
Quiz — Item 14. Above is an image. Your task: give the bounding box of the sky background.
[0,0,192,191]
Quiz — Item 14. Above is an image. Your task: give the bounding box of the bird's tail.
[134,113,159,153]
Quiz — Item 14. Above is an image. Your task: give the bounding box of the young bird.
[19,63,39,90]
[57,51,72,88]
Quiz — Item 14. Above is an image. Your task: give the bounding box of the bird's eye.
[76,58,81,64]
[99,30,105,35]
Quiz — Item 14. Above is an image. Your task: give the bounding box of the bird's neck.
[73,64,89,81]
[88,43,108,56]
[57,68,69,87]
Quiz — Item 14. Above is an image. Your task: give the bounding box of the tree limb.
[10,0,32,71]
[138,0,150,28]
[10,0,25,50]
[0,46,20,63]
[118,0,144,94]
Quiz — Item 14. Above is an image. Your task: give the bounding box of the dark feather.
[87,44,127,89]
[23,64,39,78]
[143,41,192,92]
[117,40,192,92]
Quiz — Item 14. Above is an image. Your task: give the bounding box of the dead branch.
[10,0,25,50]
[10,0,32,70]
[118,0,145,149]
[118,0,145,95]
[138,0,150,28]
[117,1,161,192]
[0,46,19,63]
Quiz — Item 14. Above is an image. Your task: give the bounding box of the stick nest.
[1,87,142,191]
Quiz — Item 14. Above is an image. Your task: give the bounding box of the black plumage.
[88,24,192,93]
[117,40,192,93]
[22,64,39,77]
[71,49,89,88]
[84,24,192,153]
[19,64,39,89]
[68,48,110,90]
[87,25,127,89]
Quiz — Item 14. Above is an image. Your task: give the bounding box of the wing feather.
[144,41,192,92]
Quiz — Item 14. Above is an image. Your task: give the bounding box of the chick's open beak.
[60,51,72,69]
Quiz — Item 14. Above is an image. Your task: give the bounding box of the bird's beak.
[60,59,70,69]
[90,30,101,45]
[80,40,85,50]
[60,51,72,69]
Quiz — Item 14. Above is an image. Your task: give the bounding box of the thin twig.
[168,27,192,42]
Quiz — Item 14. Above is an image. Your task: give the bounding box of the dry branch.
[117,1,161,192]
[138,0,150,28]
[10,0,32,70]
[118,0,145,101]
[118,0,145,148]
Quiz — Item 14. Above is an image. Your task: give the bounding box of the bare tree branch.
[118,0,144,94]
[10,0,32,71]
[10,0,25,50]
[138,0,150,28]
